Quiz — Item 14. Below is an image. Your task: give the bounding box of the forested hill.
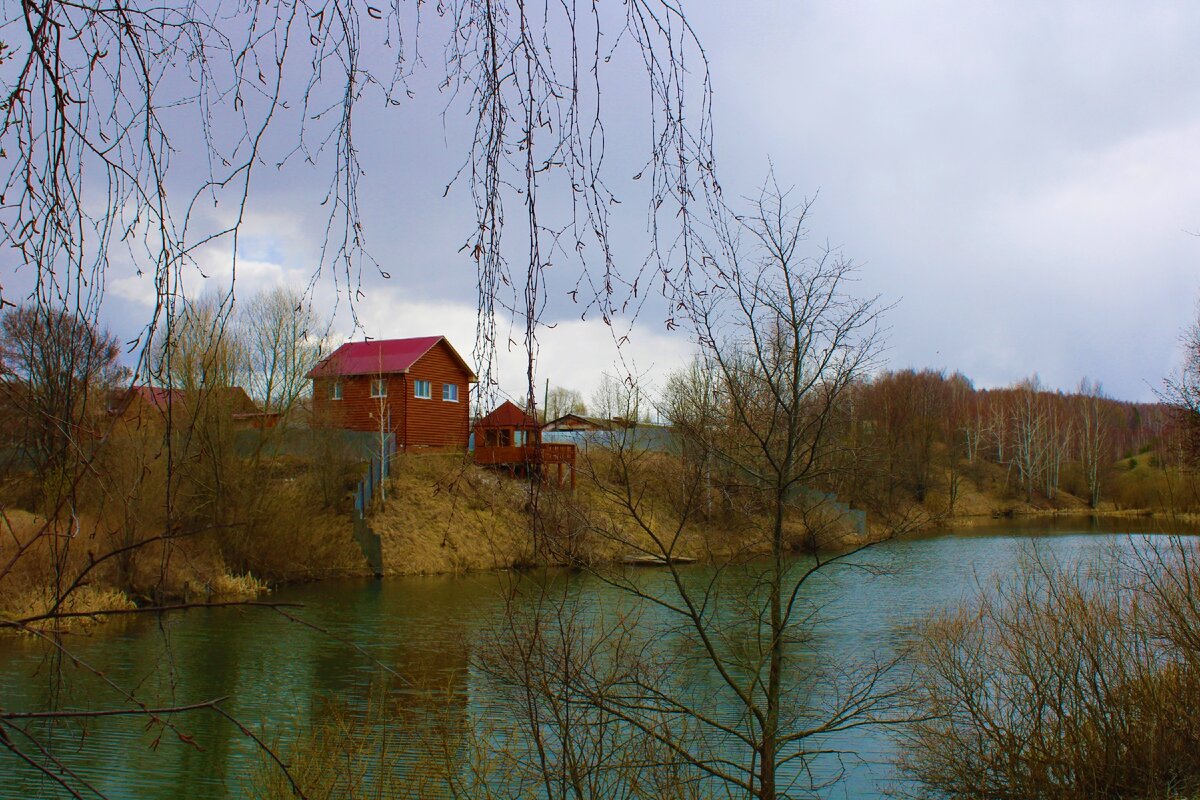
[841,369,1178,512]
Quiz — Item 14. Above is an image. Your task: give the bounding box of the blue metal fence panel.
[347,433,394,574]
[542,426,680,454]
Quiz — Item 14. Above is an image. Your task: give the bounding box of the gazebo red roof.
[306,336,477,380]
[476,400,540,430]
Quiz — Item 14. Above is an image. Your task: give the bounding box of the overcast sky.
[103,0,1200,405]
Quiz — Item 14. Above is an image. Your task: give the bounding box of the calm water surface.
[1,517,1191,799]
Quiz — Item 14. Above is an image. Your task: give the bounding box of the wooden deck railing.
[474,442,576,466]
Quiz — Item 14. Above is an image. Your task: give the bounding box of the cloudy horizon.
[97,0,1200,405]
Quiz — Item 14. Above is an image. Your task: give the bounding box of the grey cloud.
[82,1,1200,402]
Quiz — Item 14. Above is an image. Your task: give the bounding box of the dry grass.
[0,510,128,621]
[1,441,362,627]
[371,453,535,575]
[223,479,363,582]
[368,448,881,578]
[206,571,268,599]
[370,449,718,576]
[1106,461,1200,513]
[1,584,137,631]
[898,540,1200,799]
[0,505,267,629]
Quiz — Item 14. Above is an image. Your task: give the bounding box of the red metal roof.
[132,385,186,410]
[476,400,540,429]
[113,385,259,415]
[306,336,477,380]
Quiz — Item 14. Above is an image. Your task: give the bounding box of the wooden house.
[542,413,632,433]
[307,336,476,450]
[474,400,575,487]
[111,385,274,429]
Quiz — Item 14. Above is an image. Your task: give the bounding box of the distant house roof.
[543,413,627,432]
[112,385,260,416]
[306,336,477,381]
[125,385,186,412]
[476,400,540,430]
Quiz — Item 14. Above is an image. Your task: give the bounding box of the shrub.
[898,541,1200,799]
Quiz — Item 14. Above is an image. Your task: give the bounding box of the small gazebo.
[473,400,575,487]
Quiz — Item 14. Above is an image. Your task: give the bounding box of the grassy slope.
[11,449,1194,618]
[0,479,366,625]
[370,454,534,575]
[900,450,1200,530]
[369,451,870,577]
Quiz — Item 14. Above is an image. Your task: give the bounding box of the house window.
[370,379,387,398]
[330,381,343,401]
[414,379,431,399]
[484,429,512,447]
[442,383,458,402]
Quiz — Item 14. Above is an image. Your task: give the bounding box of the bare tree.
[241,286,327,419]
[960,388,984,465]
[943,372,973,512]
[1076,378,1109,508]
[1009,376,1051,502]
[865,369,951,504]
[150,295,244,391]
[544,386,588,422]
[1162,312,1200,465]
[591,373,643,423]
[0,0,717,792]
[507,180,912,800]
[0,305,127,483]
[472,577,713,800]
[900,540,1200,800]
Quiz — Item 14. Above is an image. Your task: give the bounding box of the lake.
[1,516,1190,799]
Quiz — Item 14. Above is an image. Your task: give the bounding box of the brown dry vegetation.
[839,369,1186,520]
[1102,456,1200,513]
[0,510,140,624]
[369,450,699,576]
[4,437,872,625]
[287,441,1200,585]
[371,453,533,575]
[0,492,358,627]
[877,450,1200,530]
[7,427,1194,630]
[1,419,369,628]
[899,539,1200,800]
[371,447,873,579]
[374,448,1192,584]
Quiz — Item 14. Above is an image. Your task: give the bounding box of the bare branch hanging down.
[1,0,715,406]
[0,0,715,794]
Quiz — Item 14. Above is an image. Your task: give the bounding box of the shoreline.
[4,482,1195,633]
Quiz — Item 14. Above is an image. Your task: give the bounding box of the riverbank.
[876,455,1200,533]
[369,451,738,576]
[5,449,1193,626]
[310,448,869,578]
[0,486,366,630]
[369,453,1150,578]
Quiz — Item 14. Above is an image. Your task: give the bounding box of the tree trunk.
[760,497,786,800]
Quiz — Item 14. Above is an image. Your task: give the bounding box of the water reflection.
[0,517,1192,799]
